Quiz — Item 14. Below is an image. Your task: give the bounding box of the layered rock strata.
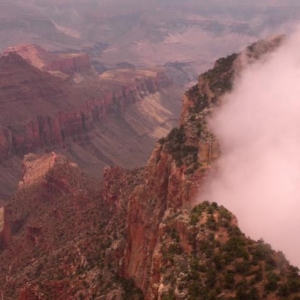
[0,52,172,165]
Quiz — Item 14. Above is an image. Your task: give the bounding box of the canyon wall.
[0,51,172,165]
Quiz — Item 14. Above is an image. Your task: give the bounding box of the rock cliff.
[118,35,286,296]
[1,36,298,300]
[104,36,292,299]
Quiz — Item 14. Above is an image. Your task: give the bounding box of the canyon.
[1,1,299,79]
[0,2,298,299]
[0,37,299,299]
[0,45,184,199]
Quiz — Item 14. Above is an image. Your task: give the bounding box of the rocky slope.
[0,48,181,198]
[1,36,299,299]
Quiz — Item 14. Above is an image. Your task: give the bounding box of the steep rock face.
[121,132,209,293]
[117,36,286,299]
[0,52,76,161]
[120,140,210,298]
[48,53,91,75]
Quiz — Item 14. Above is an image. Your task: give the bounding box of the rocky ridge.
[0,36,299,299]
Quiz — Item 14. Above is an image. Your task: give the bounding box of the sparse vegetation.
[203,53,237,94]
[161,125,199,168]
[158,202,300,300]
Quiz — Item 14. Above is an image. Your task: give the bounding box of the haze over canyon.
[0,1,299,299]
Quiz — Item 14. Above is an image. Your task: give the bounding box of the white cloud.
[201,28,300,267]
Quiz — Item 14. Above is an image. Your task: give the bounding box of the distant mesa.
[91,59,107,74]
[115,61,136,70]
[3,44,93,79]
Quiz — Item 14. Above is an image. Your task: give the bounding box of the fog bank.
[202,28,300,267]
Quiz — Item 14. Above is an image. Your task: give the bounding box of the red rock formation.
[119,143,205,298]
[0,52,172,165]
